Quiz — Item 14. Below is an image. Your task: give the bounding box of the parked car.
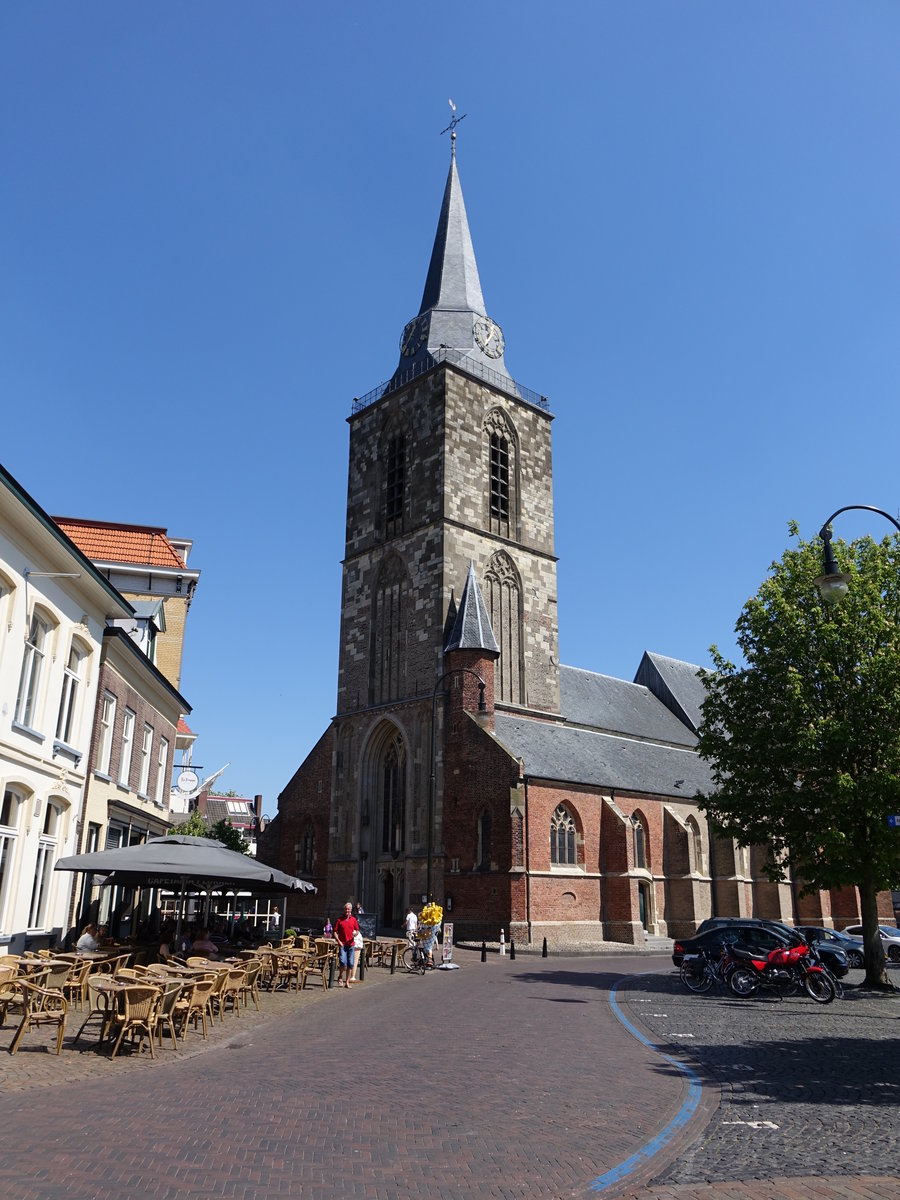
[840,924,900,962]
[673,918,850,978]
[795,926,864,969]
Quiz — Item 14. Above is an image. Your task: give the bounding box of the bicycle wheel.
[680,958,713,993]
[804,970,836,1004]
[400,946,414,971]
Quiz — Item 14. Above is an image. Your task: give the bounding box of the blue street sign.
[888,816,900,828]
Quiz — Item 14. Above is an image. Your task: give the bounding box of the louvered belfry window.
[489,433,510,533]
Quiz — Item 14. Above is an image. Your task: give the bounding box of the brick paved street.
[2,952,899,1199]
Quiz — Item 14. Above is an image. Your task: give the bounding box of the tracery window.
[369,555,408,704]
[297,824,315,875]
[550,805,577,866]
[484,409,519,540]
[686,816,704,874]
[380,734,406,856]
[484,551,524,705]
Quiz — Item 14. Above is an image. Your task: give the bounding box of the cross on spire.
[440,98,467,159]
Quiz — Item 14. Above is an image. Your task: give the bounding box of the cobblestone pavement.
[0,951,689,1199]
[615,964,900,1199]
[2,953,898,1199]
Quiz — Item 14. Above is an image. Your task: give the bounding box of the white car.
[841,924,900,962]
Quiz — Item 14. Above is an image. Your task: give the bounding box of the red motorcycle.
[727,940,836,1004]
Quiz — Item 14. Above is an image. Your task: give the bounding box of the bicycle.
[679,945,739,993]
[401,932,435,974]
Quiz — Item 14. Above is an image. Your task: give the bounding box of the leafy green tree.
[696,524,900,988]
[172,809,250,855]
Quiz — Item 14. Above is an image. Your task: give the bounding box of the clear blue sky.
[2,4,898,815]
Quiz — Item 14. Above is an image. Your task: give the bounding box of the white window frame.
[0,788,23,934]
[15,611,52,728]
[154,737,169,806]
[118,708,135,787]
[138,723,153,796]
[97,691,117,776]
[28,801,60,930]
[56,639,87,744]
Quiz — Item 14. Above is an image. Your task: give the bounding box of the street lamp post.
[426,667,486,901]
[815,505,900,603]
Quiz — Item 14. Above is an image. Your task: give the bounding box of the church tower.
[330,140,560,923]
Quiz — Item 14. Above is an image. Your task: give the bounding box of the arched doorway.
[360,721,408,923]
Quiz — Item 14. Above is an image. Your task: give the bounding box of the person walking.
[333,901,360,989]
[405,906,418,941]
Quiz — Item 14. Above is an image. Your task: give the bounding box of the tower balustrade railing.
[351,348,551,415]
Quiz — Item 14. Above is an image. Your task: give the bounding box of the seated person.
[96,924,112,946]
[190,929,219,957]
[76,923,99,952]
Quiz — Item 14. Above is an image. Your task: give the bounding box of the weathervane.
[441,98,467,158]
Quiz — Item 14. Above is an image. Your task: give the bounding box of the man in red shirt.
[333,901,360,989]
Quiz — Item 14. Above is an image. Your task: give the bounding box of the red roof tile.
[54,518,186,569]
[177,718,195,736]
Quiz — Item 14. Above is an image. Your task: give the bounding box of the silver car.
[841,924,900,962]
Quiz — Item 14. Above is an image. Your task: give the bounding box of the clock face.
[400,314,429,357]
[474,315,505,359]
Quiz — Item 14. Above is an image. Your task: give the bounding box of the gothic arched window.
[369,555,409,704]
[550,804,577,866]
[484,551,524,705]
[686,815,704,875]
[484,409,519,540]
[297,823,315,875]
[381,733,406,856]
[632,816,647,870]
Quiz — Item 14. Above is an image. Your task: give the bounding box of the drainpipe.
[523,776,532,944]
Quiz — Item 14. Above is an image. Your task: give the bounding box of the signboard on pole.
[888,816,900,828]
[442,922,454,962]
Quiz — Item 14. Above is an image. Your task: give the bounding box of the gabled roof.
[444,562,500,656]
[559,665,697,747]
[633,651,708,734]
[53,517,189,570]
[492,713,715,799]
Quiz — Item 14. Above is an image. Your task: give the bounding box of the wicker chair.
[62,959,93,1012]
[9,980,68,1055]
[108,985,159,1059]
[0,964,19,1026]
[238,960,262,1014]
[174,976,215,1041]
[152,979,183,1052]
[73,973,116,1045]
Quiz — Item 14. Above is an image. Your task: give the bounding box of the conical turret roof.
[444,562,500,657]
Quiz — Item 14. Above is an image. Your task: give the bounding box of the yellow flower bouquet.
[419,902,443,927]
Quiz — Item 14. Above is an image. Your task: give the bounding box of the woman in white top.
[76,923,99,952]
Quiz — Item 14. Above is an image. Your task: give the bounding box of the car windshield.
[879,926,899,937]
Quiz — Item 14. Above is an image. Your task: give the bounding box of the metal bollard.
[390,945,397,974]
[358,950,366,982]
[481,940,487,962]
[328,955,336,989]
[542,937,548,958]
[510,940,516,961]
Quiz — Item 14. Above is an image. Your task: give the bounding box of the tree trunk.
[859,872,890,988]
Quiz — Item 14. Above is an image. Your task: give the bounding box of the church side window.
[385,434,406,536]
[485,552,524,706]
[550,804,577,866]
[297,824,315,875]
[632,817,647,870]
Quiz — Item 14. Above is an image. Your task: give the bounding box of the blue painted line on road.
[588,975,702,1193]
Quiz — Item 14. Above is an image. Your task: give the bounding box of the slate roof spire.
[391,151,511,383]
[444,562,500,657]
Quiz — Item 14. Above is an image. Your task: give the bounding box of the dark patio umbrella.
[55,834,315,937]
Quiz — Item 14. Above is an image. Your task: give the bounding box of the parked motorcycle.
[727,939,836,1003]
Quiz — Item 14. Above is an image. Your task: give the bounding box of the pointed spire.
[444,562,500,656]
[392,154,511,382]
